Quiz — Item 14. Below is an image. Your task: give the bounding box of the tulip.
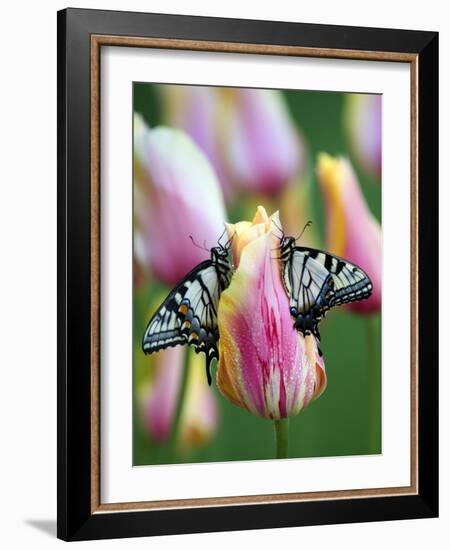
[134,119,227,286]
[178,351,219,449]
[141,347,219,448]
[344,94,382,180]
[224,89,304,195]
[279,176,321,249]
[317,154,382,313]
[141,346,185,443]
[160,87,304,197]
[162,86,234,200]
[216,206,326,420]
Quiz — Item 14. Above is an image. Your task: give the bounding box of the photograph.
[132,82,382,466]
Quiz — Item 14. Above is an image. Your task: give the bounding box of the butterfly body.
[142,244,233,385]
[280,235,373,341]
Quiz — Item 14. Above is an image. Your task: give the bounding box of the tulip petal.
[179,351,219,448]
[162,86,235,200]
[345,94,382,180]
[225,90,303,194]
[227,205,272,266]
[317,154,382,313]
[141,346,185,443]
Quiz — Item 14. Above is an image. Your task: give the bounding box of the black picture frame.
[57,7,438,541]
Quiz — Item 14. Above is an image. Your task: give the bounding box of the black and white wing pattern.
[142,247,233,385]
[282,243,372,340]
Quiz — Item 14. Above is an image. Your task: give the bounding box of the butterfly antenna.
[188,235,209,252]
[217,225,228,246]
[224,230,236,249]
[295,220,313,242]
[270,218,287,256]
[271,217,285,240]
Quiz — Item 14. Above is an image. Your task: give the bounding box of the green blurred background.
[133,83,381,466]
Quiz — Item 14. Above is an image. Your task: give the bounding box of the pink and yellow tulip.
[178,352,219,449]
[133,117,227,286]
[141,347,185,443]
[224,89,304,195]
[216,206,326,420]
[317,154,382,313]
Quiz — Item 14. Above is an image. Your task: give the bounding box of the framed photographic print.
[57,8,438,541]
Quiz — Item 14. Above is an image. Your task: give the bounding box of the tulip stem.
[274,418,290,459]
[167,350,191,463]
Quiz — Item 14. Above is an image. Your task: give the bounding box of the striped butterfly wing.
[283,249,332,315]
[283,247,372,337]
[142,260,227,385]
[298,247,373,307]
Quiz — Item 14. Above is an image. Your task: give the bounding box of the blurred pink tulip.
[160,86,304,198]
[162,86,234,200]
[141,347,184,443]
[141,348,219,447]
[344,94,382,180]
[216,206,326,419]
[134,118,227,286]
[317,154,382,313]
[224,89,304,195]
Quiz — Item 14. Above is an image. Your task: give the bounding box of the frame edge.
[417,31,439,517]
[57,8,439,540]
[57,7,68,542]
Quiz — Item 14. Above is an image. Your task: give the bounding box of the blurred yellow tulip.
[317,154,381,313]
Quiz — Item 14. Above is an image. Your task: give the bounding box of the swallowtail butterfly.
[142,243,233,385]
[280,233,373,342]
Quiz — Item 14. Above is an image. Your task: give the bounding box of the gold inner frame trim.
[90,34,419,514]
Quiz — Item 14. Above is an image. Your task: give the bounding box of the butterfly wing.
[283,249,333,316]
[298,247,373,307]
[283,247,373,337]
[142,261,225,385]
